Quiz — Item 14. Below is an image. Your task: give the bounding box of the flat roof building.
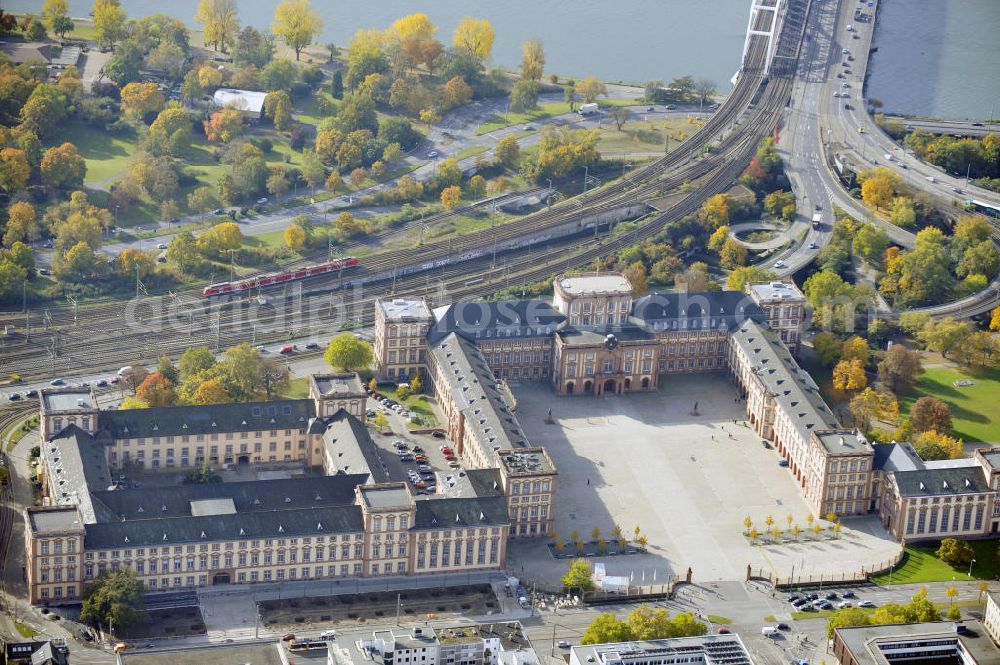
[212,88,267,118]
[570,635,754,665]
[832,621,1000,665]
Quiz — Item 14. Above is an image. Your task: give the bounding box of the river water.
[865,0,1000,120]
[7,0,749,90]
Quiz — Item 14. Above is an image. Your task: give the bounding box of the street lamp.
[969,558,976,577]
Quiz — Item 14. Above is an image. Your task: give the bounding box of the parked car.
[776,623,790,631]
[778,459,789,467]
[49,378,65,386]
[858,600,876,608]
[320,630,337,639]
[842,591,856,598]
[557,640,570,648]
[412,446,424,453]
[96,379,108,387]
[282,633,296,642]
[25,389,38,398]
[7,393,21,401]
[305,342,320,350]
[717,628,731,634]
[432,431,446,439]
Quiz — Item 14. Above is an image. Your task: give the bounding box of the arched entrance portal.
[603,379,616,394]
[565,382,575,395]
[212,572,230,585]
[641,377,650,389]
[624,378,631,391]
[237,455,250,465]
[583,380,593,394]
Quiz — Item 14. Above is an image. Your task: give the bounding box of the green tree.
[825,607,872,639]
[726,265,778,291]
[183,461,222,484]
[43,0,71,37]
[580,612,630,645]
[495,135,521,170]
[179,346,217,382]
[562,559,595,593]
[510,79,540,113]
[264,90,292,131]
[81,568,145,631]
[187,186,221,217]
[92,0,126,46]
[272,0,323,60]
[812,332,844,366]
[324,332,373,372]
[916,318,973,358]
[852,224,889,265]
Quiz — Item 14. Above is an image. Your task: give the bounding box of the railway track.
[0,12,796,382]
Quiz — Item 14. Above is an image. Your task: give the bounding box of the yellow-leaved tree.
[452,17,494,62]
[272,0,323,61]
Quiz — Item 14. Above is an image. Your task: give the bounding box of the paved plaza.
[509,374,901,585]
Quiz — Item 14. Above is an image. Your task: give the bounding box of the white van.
[761,626,779,637]
[117,366,133,376]
[846,24,854,32]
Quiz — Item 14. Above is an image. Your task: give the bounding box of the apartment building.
[329,622,539,665]
[985,592,1000,646]
[375,298,433,381]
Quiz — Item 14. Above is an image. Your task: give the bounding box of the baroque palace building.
[27,275,1000,605]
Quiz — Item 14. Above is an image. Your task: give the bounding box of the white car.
[858,600,876,608]
[320,630,336,639]
[157,243,168,250]
[773,260,786,269]
[427,151,439,159]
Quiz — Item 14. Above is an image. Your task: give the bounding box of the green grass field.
[282,377,310,399]
[66,123,138,184]
[900,366,1000,442]
[870,539,1000,584]
[596,117,704,154]
[475,101,576,135]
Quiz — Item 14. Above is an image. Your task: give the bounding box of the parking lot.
[508,374,900,584]
[366,390,459,494]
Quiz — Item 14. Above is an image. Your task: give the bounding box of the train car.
[202,258,359,297]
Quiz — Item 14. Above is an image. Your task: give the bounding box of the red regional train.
[202,257,359,297]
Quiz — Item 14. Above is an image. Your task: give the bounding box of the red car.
[717,628,731,634]
[414,482,427,489]
[282,633,296,641]
[444,455,457,462]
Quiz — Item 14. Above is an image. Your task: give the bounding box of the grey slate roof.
[892,466,991,498]
[730,319,843,441]
[873,442,924,473]
[84,504,364,549]
[97,399,315,440]
[430,334,530,467]
[464,468,506,498]
[429,300,565,344]
[322,411,393,483]
[632,290,764,328]
[89,475,368,522]
[413,496,509,530]
[43,425,111,523]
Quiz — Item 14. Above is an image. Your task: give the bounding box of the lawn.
[380,386,439,428]
[870,539,1000,585]
[14,622,38,638]
[900,365,1000,442]
[65,122,138,185]
[282,377,310,399]
[475,101,576,135]
[597,117,705,154]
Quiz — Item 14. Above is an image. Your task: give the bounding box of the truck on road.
[812,213,822,229]
[578,103,599,116]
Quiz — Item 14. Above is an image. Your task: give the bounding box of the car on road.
[257,197,269,205]
[664,104,675,110]
[717,627,731,634]
[282,633,296,642]
[427,151,439,159]
[808,242,817,249]
[25,389,38,398]
[49,378,65,385]
[773,260,786,269]
[7,392,21,401]
[523,124,535,130]
[213,208,226,215]
[778,459,790,467]
[320,630,337,639]
[96,379,108,387]
[38,267,50,275]
[557,641,570,648]
[776,623,790,631]
[952,187,963,193]
[646,106,655,112]
[305,342,320,350]
[79,629,95,641]
[833,92,841,98]
[926,176,937,183]
[157,243,168,249]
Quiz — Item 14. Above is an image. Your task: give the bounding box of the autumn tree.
[40,143,87,189]
[116,248,155,280]
[622,261,649,297]
[452,16,495,62]
[264,90,292,130]
[877,345,922,393]
[195,0,239,53]
[440,185,462,210]
[0,147,30,195]
[3,201,39,245]
[859,166,902,210]
[576,76,608,104]
[120,82,166,122]
[719,238,747,269]
[43,0,72,38]
[840,336,870,364]
[913,431,964,461]
[136,373,177,407]
[191,378,232,405]
[443,76,473,109]
[910,396,952,434]
[204,108,244,143]
[833,358,867,392]
[386,13,436,43]
[495,135,521,170]
[726,265,778,291]
[273,0,323,60]
[520,38,545,81]
[198,221,243,253]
